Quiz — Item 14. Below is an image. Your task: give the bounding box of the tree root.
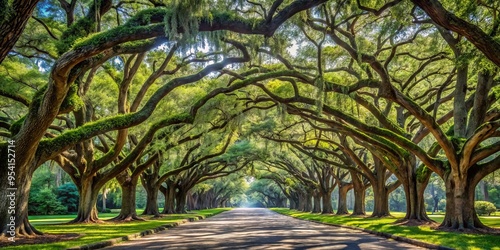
[336,211,350,215]
[1,220,43,238]
[394,218,437,226]
[370,213,393,218]
[349,213,367,217]
[109,214,145,222]
[68,217,103,224]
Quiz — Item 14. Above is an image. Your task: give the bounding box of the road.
[104,208,424,249]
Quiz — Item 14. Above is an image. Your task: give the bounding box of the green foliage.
[57,17,94,54]
[0,0,13,23]
[57,183,79,213]
[475,201,497,216]
[246,119,277,135]
[55,0,114,54]
[29,187,68,215]
[218,139,259,162]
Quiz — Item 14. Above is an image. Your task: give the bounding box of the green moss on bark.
[39,113,134,154]
[416,165,431,183]
[9,115,26,135]
[39,112,192,156]
[57,18,94,54]
[60,84,84,113]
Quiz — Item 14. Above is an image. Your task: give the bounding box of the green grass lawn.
[28,209,147,225]
[3,208,230,250]
[272,208,500,250]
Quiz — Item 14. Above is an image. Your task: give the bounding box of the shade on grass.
[271,209,500,250]
[3,208,230,250]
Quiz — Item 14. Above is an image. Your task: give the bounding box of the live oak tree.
[0,0,328,237]
[247,0,499,230]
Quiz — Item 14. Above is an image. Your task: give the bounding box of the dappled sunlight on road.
[104,208,423,249]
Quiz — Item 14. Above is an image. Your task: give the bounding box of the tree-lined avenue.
[104,208,423,250]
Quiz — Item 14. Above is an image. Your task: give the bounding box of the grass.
[28,209,147,225]
[272,208,500,250]
[3,208,230,250]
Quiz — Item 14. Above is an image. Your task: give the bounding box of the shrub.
[100,208,112,213]
[475,201,497,216]
[57,183,79,212]
[29,187,68,215]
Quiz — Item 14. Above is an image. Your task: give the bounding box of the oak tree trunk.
[289,198,297,209]
[162,184,176,214]
[336,183,352,215]
[352,186,366,215]
[304,192,312,212]
[71,178,100,223]
[141,182,160,216]
[111,174,144,221]
[351,171,366,215]
[321,191,334,214]
[440,173,486,230]
[312,192,321,213]
[399,163,432,223]
[0,158,42,238]
[175,190,187,214]
[371,181,390,217]
[297,192,306,211]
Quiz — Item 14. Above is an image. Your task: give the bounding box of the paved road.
[104,208,424,249]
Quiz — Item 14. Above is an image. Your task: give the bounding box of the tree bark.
[186,192,197,210]
[440,172,486,230]
[467,71,493,137]
[162,183,176,214]
[312,191,321,213]
[0,0,40,64]
[111,173,144,221]
[141,179,160,217]
[175,189,187,214]
[297,191,306,211]
[352,184,366,215]
[398,162,432,223]
[289,197,297,209]
[304,191,312,212]
[371,181,391,217]
[321,191,334,214]
[453,65,468,137]
[336,183,352,215]
[481,181,489,201]
[71,177,100,223]
[102,188,107,212]
[0,157,42,238]
[411,0,500,68]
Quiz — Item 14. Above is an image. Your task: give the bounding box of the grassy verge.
[271,208,500,250]
[3,208,230,250]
